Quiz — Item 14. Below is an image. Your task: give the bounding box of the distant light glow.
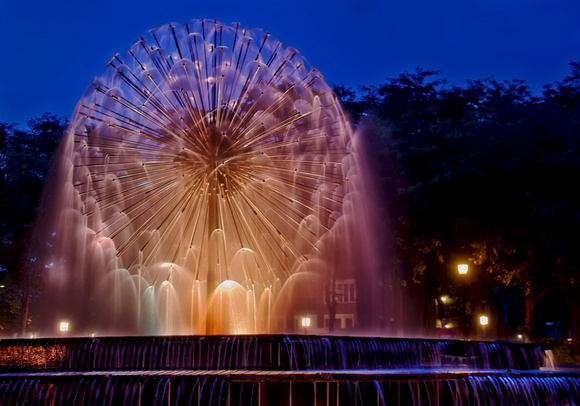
[479,315,489,326]
[441,296,447,303]
[59,321,70,332]
[458,264,468,275]
[517,334,523,339]
[218,280,238,291]
[301,317,311,327]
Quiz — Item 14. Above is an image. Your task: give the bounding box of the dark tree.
[335,64,580,340]
[0,113,67,333]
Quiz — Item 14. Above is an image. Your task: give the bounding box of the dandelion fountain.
[36,18,382,337]
[1,19,578,405]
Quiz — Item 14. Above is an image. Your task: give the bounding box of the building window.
[336,279,356,303]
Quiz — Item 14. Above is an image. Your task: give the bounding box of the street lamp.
[458,264,468,338]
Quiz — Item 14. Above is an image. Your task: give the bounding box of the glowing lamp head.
[458,264,468,275]
[301,317,311,327]
[59,321,70,333]
[441,296,447,303]
[479,315,489,326]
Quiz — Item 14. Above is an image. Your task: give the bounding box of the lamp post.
[458,264,468,338]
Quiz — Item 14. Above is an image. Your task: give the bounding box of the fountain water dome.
[38,19,386,336]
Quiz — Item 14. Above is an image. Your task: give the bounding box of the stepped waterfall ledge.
[0,335,576,405]
[36,19,385,336]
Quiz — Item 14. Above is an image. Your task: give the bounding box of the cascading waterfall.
[0,335,576,405]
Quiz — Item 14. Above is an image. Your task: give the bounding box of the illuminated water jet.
[39,19,383,336]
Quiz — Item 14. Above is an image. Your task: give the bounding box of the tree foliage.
[337,63,580,338]
[0,113,67,332]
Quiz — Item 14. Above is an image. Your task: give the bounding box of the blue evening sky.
[1,0,579,125]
